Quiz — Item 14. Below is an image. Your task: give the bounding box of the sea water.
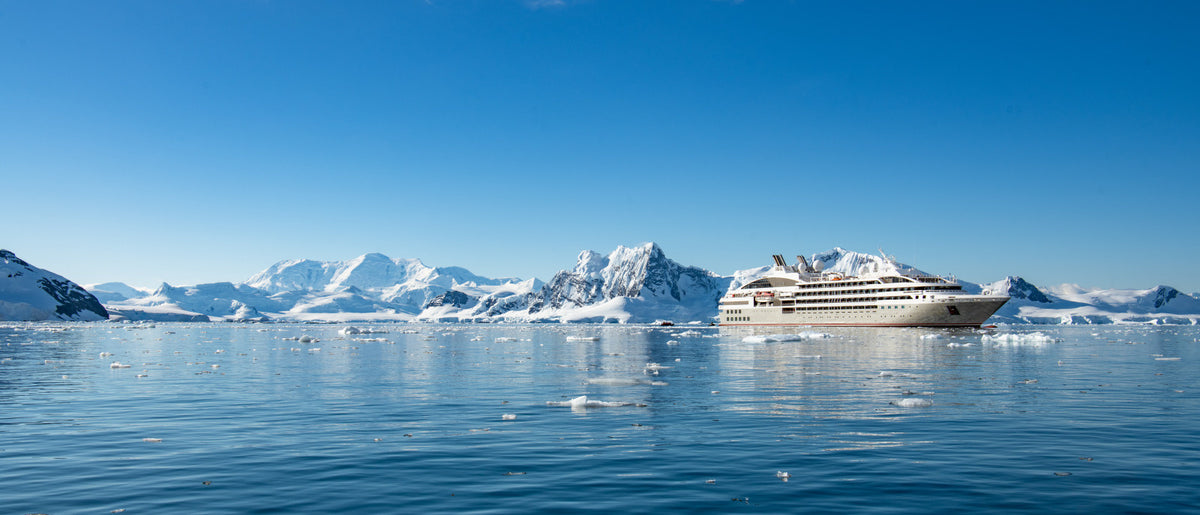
[2,323,1198,513]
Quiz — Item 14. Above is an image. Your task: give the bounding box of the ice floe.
[890,398,933,408]
[982,332,1059,345]
[742,331,833,343]
[546,395,639,409]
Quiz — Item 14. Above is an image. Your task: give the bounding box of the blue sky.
[3,1,1198,292]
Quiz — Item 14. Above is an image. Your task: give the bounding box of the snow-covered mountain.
[84,282,149,303]
[971,276,1200,324]
[107,282,286,322]
[105,252,534,322]
[1,250,108,321]
[93,245,1200,325]
[100,245,730,323]
[517,243,729,323]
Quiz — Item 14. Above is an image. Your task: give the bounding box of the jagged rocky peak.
[1153,286,1179,309]
[573,250,609,278]
[1,249,30,266]
[529,243,729,320]
[424,290,476,309]
[985,276,1052,303]
[0,249,108,321]
[810,247,916,276]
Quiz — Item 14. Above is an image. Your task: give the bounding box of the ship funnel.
[772,254,787,267]
[796,255,813,273]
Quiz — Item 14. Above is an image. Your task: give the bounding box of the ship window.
[947,305,960,316]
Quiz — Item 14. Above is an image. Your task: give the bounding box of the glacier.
[64,245,1200,325]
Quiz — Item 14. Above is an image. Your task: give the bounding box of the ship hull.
[719,296,1008,328]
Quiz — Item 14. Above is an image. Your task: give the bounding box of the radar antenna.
[878,248,896,264]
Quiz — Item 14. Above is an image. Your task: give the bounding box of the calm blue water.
[2,323,1198,514]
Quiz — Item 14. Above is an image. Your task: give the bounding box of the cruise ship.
[720,253,1008,327]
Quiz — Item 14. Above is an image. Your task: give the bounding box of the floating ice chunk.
[644,363,671,375]
[891,398,933,408]
[742,332,833,343]
[920,334,944,340]
[776,471,791,481]
[143,438,162,443]
[982,332,1058,345]
[298,335,317,343]
[495,337,518,343]
[1155,357,1181,361]
[666,340,680,345]
[546,395,637,409]
[566,336,600,342]
[340,326,363,335]
[110,362,131,369]
[947,342,973,347]
[502,413,517,420]
[99,352,114,357]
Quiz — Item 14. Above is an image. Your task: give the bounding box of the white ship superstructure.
[720,253,1008,327]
